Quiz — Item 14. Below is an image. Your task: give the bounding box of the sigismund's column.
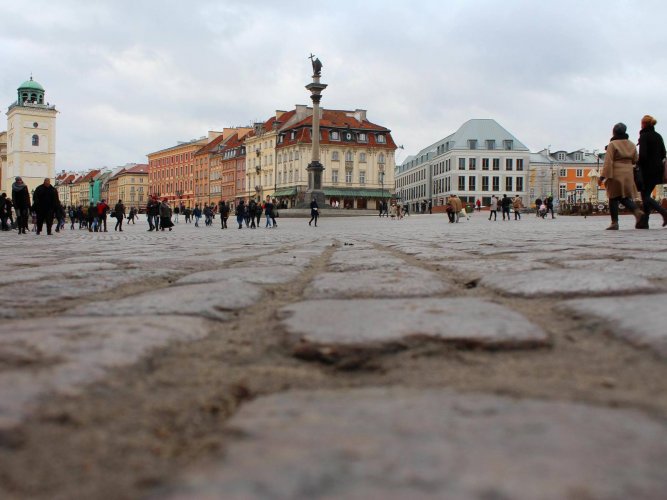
[305,55,327,207]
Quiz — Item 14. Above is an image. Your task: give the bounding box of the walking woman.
[636,115,667,228]
[159,198,174,231]
[114,199,125,231]
[600,122,644,230]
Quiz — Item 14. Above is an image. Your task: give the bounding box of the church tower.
[4,77,57,196]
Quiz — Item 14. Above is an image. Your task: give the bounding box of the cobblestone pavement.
[1,213,667,499]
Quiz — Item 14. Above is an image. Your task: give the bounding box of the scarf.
[11,182,26,193]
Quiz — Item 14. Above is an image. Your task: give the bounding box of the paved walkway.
[1,213,667,499]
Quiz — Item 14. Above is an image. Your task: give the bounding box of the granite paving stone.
[161,388,667,500]
[327,249,406,272]
[279,298,547,350]
[480,269,657,298]
[437,259,551,280]
[561,294,667,358]
[560,258,667,279]
[66,281,262,320]
[176,266,301,286]
[0,316,213,428]
[306,268,451,298]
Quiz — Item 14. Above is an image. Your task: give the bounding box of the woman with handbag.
[636,115,667,229]
[600,123,644,230]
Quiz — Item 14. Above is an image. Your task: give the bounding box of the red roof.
[126,163,148,174]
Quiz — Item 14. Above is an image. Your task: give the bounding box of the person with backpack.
[11,176,31,234]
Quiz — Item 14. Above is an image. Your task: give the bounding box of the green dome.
[18,77,44,92]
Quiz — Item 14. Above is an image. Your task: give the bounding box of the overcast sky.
[2,0,666,171]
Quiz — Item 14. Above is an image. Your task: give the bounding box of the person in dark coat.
[32,178,59,235]
[235,199,245,229]
[309,198,319,227]
[11,177,31,234]
[114,199,126,231]
[159,199,173,231]
[219,200,229,229]
[636,115,667,228]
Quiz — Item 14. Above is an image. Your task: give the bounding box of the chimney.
[355,109,367,122]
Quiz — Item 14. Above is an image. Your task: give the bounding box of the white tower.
[4,77,57,196]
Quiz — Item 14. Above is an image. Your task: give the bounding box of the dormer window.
[358,132,367,142]
[290,131,296,140]
[557,152,566,161]
[574,152,583,161]
[344,131,353,141]
[468,139,477,150]
[486,140,495,150]
[330,130,340,141]
[503,140,513,150]
[377,134,386,144]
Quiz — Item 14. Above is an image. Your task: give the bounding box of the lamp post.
[255,148,262,201]
[379,170,385,207]
[89,179,95,204]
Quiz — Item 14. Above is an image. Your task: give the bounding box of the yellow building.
[0,131,7,193]
[115,164,148,212]
[4,77,58,196]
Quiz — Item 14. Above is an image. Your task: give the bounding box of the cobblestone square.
[1,212,667,499]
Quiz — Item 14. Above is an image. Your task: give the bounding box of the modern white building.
[396,119,530,211]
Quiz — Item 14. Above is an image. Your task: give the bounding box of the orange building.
[210,128,251,204]
[146,137,208,208]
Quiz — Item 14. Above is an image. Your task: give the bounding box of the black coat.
[638,126,666,187]
[11,184,31,210]
[33,184,59,213]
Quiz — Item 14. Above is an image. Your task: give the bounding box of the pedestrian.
[88,202,98,231]
[428,200,432,214]
[449,194,462,222]
[475,199,481,212]
[32,178,59,235]
[203,204,213,226]
[114,199,125,231]
[264,196,274,228]
[97,198,109,232]
[146,196,158,231]
[501,194,511,221]
[489,195,498,221]
[546,196,555,219]
[445,200,455,223]
[255,201,263,227]
[11,176,31,234]
[600,122,645,230]
[54,202,66,232]
[636,115,667,229]
[270,198,278,228]
[513,195,523,220]
[159,198,174,231]
[309,197,319,226]
[0,193,9,231]
[193,204,202,227]
[219,200,229,229]
[173,204,179,224]
[235,199,245,229]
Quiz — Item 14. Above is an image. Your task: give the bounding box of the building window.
[458,176,465,191]
[359,171,366,184]
[492,158,500,171]
[492,176,500,191]
[377,134,386,143]
[332,170,339,183]
[482,158,489,170]
[482,176,489,191]
[469,158,476,170]
[516,177,524,191]
[506,177,513,191]
[32,134,39,146]
[359,152,367,163]
[330,131,340,140]
[505,159,513,171]
[576,169,583,177]
[345,170,353,183]
[468,139,477,150]
[458,158,466,170]
[468,176,476,190]
[557,152,566,161]
[486,140,495,150]
[345,151,354,162]
[503,140,513,150]
[559,183,567,199]
[560,168,566,177]
[378,153,385,164]
[332,151,339,161]
[517,159,524,171]
[358,133,367,142]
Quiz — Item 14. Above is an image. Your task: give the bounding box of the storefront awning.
[323,188,393,199]
[273,187,298,197]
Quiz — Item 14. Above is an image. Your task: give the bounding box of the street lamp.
[255,148,262,201]
[379,170,385,205]
[89,179,95,204]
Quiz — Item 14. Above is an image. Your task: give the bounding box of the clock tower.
[4,77,57,196]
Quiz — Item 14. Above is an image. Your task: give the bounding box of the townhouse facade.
[146,137,208,208]
[273,106,397,208]
[210,129,250,203]
[396,119,530,211]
